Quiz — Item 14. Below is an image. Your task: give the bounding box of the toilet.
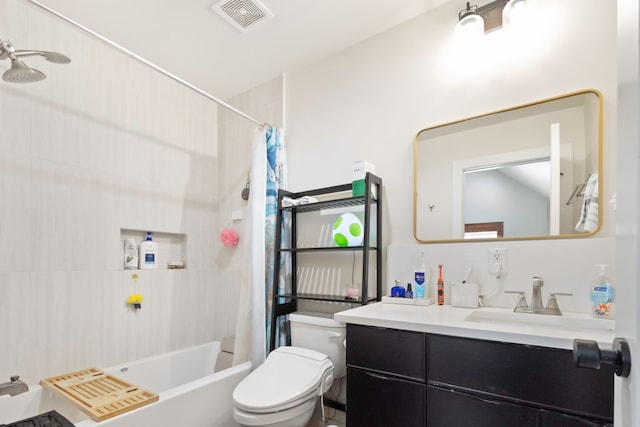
[232,312,346,427]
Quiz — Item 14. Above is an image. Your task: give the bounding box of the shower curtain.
[233,126,288,368]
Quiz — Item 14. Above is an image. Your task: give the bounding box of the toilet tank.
[289,312,346,378]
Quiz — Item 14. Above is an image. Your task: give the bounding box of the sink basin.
[464,309,615,332]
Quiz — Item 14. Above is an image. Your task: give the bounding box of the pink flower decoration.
[220,228,240,247]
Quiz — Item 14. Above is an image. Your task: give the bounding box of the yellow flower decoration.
[127,293,144,304]
[127,293,144,309]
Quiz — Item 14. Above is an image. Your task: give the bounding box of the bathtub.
[0,341,251,427]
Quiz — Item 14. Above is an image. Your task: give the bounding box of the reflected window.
[464,222,504,239]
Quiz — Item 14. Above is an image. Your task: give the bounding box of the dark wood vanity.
[346,324,614,427]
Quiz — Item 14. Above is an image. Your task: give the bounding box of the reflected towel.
[575,171,599,232]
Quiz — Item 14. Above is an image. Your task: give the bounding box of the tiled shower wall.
[216,77,285,348]
[0,0,283,384]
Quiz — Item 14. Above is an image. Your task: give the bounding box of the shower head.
[13,50,71,64]
[3,58,45,83]
[0,39,70,83]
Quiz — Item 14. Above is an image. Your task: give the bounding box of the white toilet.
[232,312,346,427]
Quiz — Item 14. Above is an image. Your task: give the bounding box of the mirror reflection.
[414,89,602,242]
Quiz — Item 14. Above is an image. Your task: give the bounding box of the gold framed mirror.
[414,89,602,243]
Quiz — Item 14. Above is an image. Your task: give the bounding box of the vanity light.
[455,0,526,37]
[502,0,527,27]
[455,2,484,40]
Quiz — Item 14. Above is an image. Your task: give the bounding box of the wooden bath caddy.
[41,368,159,422]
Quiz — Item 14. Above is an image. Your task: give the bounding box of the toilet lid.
[233,346,333,413]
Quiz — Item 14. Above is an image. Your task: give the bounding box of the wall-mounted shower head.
[3,58,45,83]
[0,39,70,83]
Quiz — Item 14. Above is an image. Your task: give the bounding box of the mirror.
[414,89,602,242]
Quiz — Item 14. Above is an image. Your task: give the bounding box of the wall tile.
[0,0,283,386]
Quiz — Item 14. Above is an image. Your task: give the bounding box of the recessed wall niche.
[120,229,187,270]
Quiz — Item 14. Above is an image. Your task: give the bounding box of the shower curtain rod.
[23,0,271,128]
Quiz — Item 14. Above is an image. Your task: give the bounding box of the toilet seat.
[233,346,334,414]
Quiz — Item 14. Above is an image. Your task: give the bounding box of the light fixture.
[455,0,527,37]
[502,0,527,27]
[455,2,484,40]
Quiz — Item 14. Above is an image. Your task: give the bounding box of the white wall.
[0,0,282,385]
[285,0,617,312]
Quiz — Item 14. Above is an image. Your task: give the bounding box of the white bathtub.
[0,341,251,427]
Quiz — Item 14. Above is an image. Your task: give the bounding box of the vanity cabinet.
[345,324,614,427]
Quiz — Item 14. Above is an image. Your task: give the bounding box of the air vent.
[213,0,274,33]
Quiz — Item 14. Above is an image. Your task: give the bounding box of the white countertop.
[334,301,615,350]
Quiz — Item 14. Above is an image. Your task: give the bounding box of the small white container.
[451,283,479,308]
[138,232,158,269]
[352,160,376,198]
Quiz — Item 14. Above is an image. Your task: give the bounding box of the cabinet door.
[427,385,540,427]
[541,410,613,427]
[347,367,426,427]
[347,324,425,381]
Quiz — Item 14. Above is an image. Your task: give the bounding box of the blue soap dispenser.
[590,264,615,319]
[391,280,406,298]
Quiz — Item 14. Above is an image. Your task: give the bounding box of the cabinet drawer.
[427,385,540,427]
[347,324,425,381]
[347,367,426,427]
[427,334,613,420]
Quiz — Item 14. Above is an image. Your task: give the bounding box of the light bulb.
[455,13,484,41]
[503,0,527,27]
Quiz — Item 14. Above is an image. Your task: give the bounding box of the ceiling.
[498,160,551,198]
[31,0,450,100]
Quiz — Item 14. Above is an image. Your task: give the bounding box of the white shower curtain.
[233,126,287,369]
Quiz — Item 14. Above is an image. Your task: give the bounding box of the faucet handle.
[505,291,528,310]
[546,292,573,312]
[10,375,19,382]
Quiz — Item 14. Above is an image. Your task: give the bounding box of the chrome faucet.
[505,277,573,316]
[530,276,544,310]
[0,375,29,397]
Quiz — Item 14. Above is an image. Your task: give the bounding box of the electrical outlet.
[491,248,505,263]
[489,248,506,276]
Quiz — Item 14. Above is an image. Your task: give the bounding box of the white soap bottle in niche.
[123,239,138,269]
[138,232,158,269]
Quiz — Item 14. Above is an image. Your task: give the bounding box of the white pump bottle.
[138,232,159,269]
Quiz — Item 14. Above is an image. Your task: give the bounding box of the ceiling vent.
[213,0,274,33]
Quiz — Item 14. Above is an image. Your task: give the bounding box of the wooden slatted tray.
[41,368,159,422]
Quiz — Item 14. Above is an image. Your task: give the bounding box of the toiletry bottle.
[123,239,138,269]
[590,264,615,319]
[414,251,426,299]
[405,283,414,299]
[138,232,159,269]
[437,264,445,305]
[391,280,406,298]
